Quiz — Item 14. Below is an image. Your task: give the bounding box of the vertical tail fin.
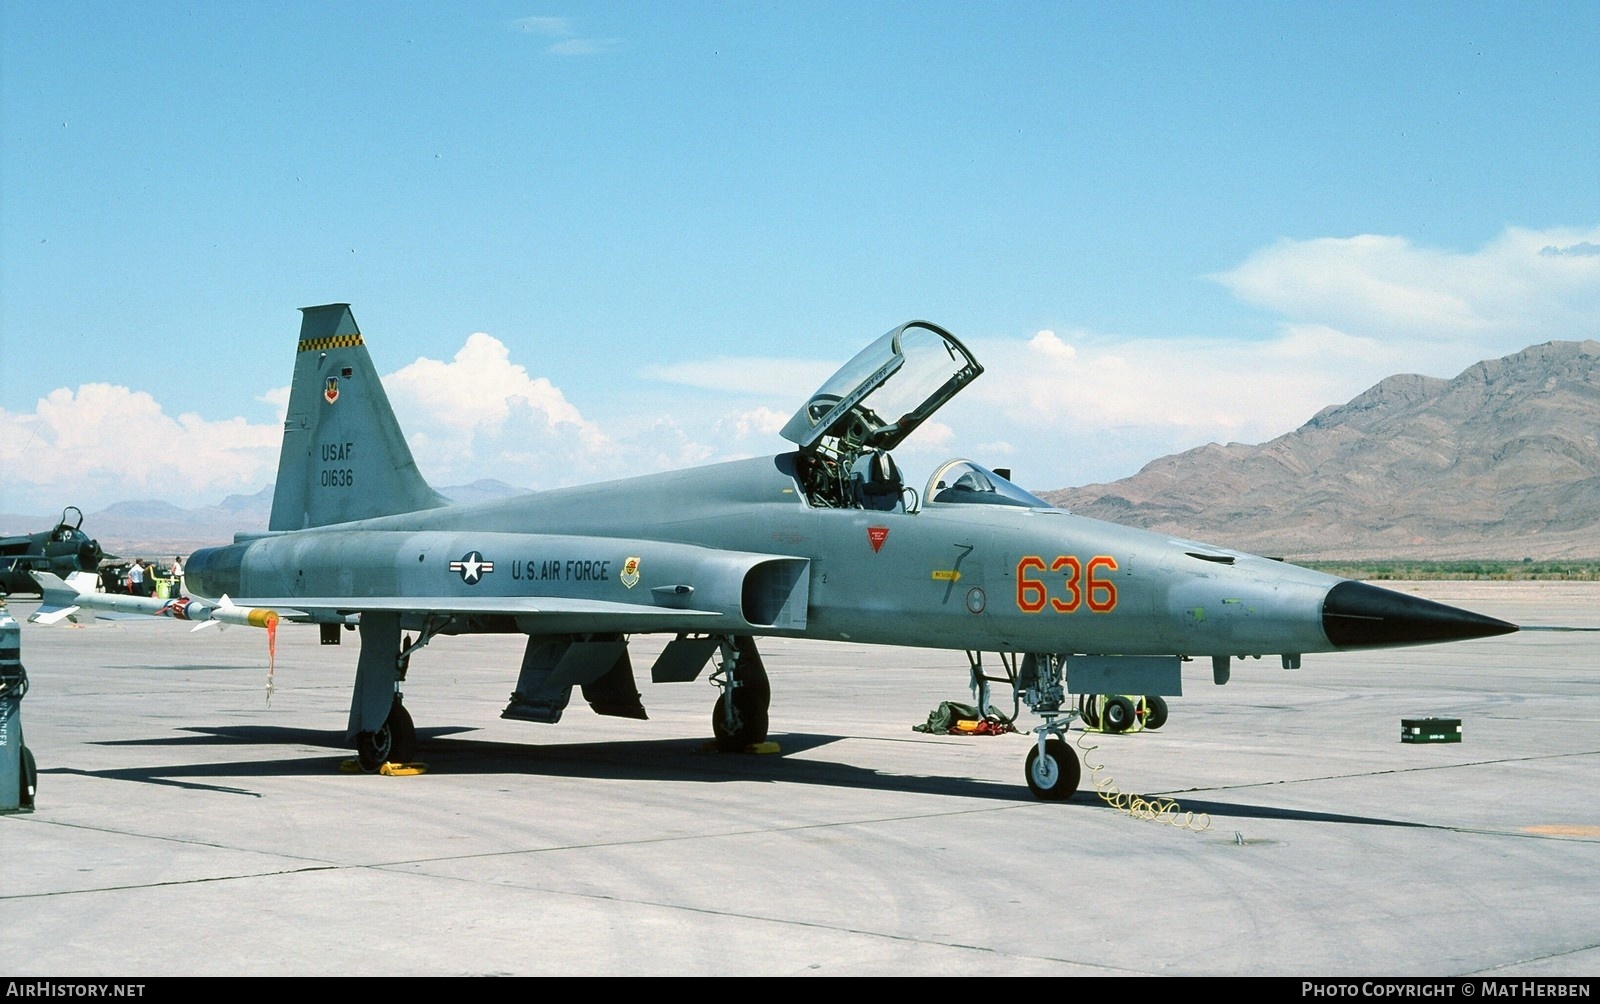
[268,304,450,530]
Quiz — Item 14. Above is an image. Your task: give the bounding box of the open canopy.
[779,321,982,454]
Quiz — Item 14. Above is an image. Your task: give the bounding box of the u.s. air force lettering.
[510,559,612,582]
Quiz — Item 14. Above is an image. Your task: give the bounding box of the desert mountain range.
[5,339,1596,562]
[1039,338,1599,561]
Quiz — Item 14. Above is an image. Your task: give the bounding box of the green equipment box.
[1401,717,1461,744]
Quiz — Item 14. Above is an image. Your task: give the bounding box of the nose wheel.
[1016,653,1082,800]
[1025,736,1081,800]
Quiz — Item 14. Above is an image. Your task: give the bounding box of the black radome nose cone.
[1322,580,1519,648]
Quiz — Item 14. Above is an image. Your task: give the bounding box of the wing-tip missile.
[25,572,282,631]
[214,595,280,630]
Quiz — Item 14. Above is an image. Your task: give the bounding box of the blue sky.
[3,2,1597,518]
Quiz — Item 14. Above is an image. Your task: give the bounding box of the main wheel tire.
[356,698,417,772]
[384,700,417,764]
[1143,695,1169,731]
[712,690,769,752]
[1025,738,1081,800]
[1101,696,1135,733]
[355,729,390,773]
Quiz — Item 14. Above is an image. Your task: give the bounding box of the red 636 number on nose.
[1015,555,1118,613]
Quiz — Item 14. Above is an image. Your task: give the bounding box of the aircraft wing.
[243,594,724,627]
[28,569,729,633]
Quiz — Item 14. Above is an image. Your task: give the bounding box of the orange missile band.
[211,605,280,629]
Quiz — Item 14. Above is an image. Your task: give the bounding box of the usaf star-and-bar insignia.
[449,551,495,585]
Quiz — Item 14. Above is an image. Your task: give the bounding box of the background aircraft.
[1,507,105,596]
[31,304,1517,799]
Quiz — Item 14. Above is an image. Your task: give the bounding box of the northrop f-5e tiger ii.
[31,305,1518,799]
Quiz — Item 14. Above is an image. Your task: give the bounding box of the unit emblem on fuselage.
[620,556,641,588]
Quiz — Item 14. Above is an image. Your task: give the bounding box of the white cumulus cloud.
[1212,226,1600,348]
[383,332,613,490]
[0,385,281,514]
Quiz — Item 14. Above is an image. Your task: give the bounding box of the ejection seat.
[851,450,906,511]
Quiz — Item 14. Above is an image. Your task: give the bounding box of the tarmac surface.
[2,581,1597,977]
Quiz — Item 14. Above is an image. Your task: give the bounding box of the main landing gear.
[350,613,429,773]
[710,635,771,751]
[356,694,418,773]
[344,621,777,771]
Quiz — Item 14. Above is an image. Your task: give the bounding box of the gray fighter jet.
[32,304,1517,799]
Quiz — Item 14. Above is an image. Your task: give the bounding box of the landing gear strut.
[350,614,429,773]
[710,636,770,751]
[1018,652,1081,801]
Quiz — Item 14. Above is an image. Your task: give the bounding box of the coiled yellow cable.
[1076,731,1210,832]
